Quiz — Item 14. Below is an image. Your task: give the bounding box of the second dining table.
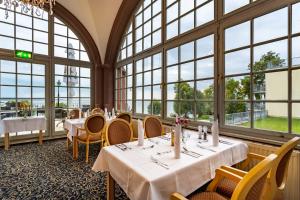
[92,130,248,200]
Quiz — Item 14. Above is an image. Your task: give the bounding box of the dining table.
[0,116,46,150]
[92,130,248,200]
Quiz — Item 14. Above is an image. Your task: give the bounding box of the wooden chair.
[144,116,164,138]
[74,114,106,163]
[170,153,277,200]
[116,112,132,124]
[105,118,133,146]
[91,107,104,115]
[215,137,300,199]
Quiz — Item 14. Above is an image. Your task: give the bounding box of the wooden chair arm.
[239,153,266,170]
[207,168,243,192]
[170,192,188,200]
[221,166,247,177]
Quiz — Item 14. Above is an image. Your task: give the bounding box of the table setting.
[92,117,248,200]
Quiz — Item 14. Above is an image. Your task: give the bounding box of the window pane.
[136,87,143,99]
[225,76,250,100]
[292,37,300,67]
[180,42,194,62]
[144,71,151,85]
[152,29,161,46]
[254,8,288,43]
[180,0,194,15]
[224,0,249,14]
[32,87,45,98]
[144,100,151,114]
[181,62,194,81]
[196,102,214,122]
[153,69,161,84]
[292,69,300,100]
[197,34,214,58]
[54,24,67,36]
[225,49,250,75]
[16,13,32,28]
[0,22,14,36]
[167,84,176,100]
[34,18,48,32]
[136,73,143,86]
[0,36,14,50]
[17,62,31,74]
[167,2,178,23]
[179,82,194,100]
[144,57,152,71]
[254,102,288,132]
[292,103,300,134]
[17,75,31,86]
[197,57,214,79]
[144,86,151,99]
[253,40,288,71]
[32,64,45,75]
[153,53,162,69]
[1,73,15,85]
[225,21,250,51]
[167,101,176,117]
[196,0,214,26]
[18,87,31,98]
[16,26,32,40]
[136,101,143,113]
[34,43,48,55]
[167,20,178,40]
[225,101,250,127]
[254,71,287,101]
[178,101,194,119]
[180,12,194,34]
[1,60,15,73]
[16,39,32,52]
[167,66,178,83]
[153,85,161,99]
[196,80,214,100]
[32,76,45,87]
[1,86,16,98]
[167,47,178,65]
[292,3,300,34]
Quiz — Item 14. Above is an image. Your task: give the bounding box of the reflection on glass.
[253,102,288,132]
[225,21,250,51]
[225,48,250,75]
[225,101,250,128]
[254,8,288,44]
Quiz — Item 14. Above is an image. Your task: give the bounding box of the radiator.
[245,142,300,200]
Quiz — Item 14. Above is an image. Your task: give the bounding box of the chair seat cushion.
[190,192,228,200]
[216,178,237,199]
[77,131,102,141]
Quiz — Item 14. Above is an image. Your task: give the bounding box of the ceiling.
[56,0,123,63]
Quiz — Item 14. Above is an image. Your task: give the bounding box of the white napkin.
[112,108,115,118]
[211,119,219,147]
[174,125,181,159]
[104,107,108,118]
[138,120,144,146]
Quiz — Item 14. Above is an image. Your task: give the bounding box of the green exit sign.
[15,50,32,59]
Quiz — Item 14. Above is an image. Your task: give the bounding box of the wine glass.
[198,125,203,139]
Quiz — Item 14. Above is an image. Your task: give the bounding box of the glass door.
[52,63,91,135]
[0,59,49,140]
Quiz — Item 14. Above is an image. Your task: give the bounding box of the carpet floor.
[0,139,129,200]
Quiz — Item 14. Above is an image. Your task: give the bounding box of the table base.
[107,172,115,200]
[4,130,44,150]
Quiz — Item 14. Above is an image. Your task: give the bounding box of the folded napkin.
[174,125,181,159]
[138,119,144,146]
[211,119,219,147]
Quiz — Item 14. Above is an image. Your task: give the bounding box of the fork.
[196,144,217,152]
[150,156,169,170]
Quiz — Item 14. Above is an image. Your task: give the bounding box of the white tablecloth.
[0,116,46,136]
[92,130,248,200]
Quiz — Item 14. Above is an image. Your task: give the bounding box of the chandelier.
[0,0,55,19]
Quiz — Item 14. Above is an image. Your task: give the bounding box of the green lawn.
[242,117,300,133]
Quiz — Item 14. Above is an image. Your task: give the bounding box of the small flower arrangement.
[175,116,190,126]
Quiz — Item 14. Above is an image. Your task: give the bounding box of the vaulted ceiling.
[57,0,123,62]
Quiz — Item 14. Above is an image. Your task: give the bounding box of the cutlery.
[219,140,233,145]
[156,150,172,155]
[159,136,171,141]
[120,143,132,150]
[182,146,202,158]
[150,156,169,170]
[115,144,127,151]
[196,144,217,152]
[142,145,155,150]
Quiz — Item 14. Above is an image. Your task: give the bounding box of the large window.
[116,0,300,139]
[0,5,92,137]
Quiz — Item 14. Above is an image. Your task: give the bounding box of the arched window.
[116,0,300,140]
[0,4,93,139]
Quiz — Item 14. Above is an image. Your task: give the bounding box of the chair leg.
[74,138,79,159]
[85,142,89,163]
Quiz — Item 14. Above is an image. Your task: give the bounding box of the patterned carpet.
[0,139,129,200]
